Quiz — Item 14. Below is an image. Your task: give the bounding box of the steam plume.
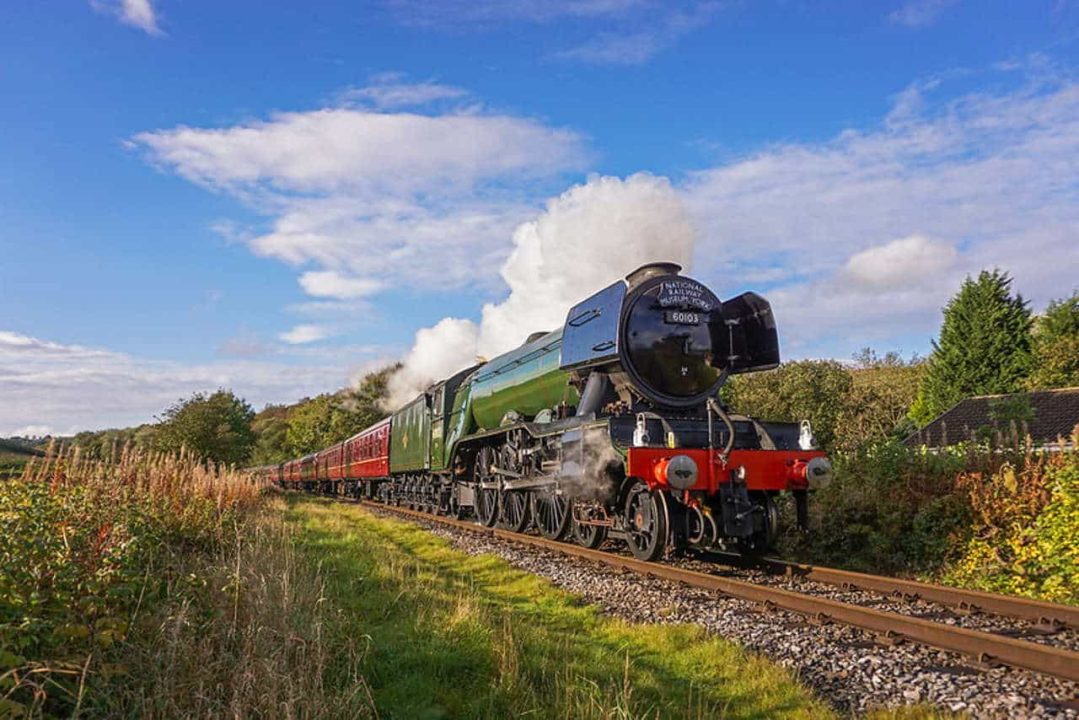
[384,173,696,409]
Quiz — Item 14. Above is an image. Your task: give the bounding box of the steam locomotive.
[256,263,832,560]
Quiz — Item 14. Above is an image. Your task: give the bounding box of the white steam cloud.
[385,318,480,409]
[384,173,696,409]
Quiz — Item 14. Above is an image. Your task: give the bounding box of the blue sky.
[1,0,1077,435]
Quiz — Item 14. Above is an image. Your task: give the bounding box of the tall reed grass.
[1,444,366,717]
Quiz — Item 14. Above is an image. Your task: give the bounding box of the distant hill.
[0,437,46,457]
[0,437,46,477]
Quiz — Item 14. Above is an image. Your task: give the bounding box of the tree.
[283,394,336,457]
[277,364,399,458]
[724,360,853,450]
[250,404,292,465]
[836,349,926,449]
[154,390,256,465]
[910,270,1033,426]
[1026,291,1079,390]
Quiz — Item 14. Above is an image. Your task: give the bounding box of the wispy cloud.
[555,2,719,65]
[684,62,1079,356]
[91,0,163,35]
[336,73,469,110]
[388,0,719,65]
[889,0,958,28]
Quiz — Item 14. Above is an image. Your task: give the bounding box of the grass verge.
[285,496,836,719]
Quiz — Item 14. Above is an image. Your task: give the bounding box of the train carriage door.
[429,385,445,471]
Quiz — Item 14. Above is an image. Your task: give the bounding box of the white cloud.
[889,0,957,28]
[278,324,334,345]
[298,271,384,300]
[92,0,163,35]
[685,69,1079,357]
[246,195,533,291]
[841,235,957,290]
[0,330,366,436]
[133,109,583,195]
[337,73,469,110]
[133,84,587,317]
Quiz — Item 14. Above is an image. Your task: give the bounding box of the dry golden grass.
[22,440,265,514]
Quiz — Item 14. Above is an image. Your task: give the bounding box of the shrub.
[940,436,1079,604]
[779,440,977,574]
[784,433,1078,607]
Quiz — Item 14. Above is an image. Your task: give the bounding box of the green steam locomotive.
[266,262,832,560]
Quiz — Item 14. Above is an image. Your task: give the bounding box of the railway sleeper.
[873,630,906,647]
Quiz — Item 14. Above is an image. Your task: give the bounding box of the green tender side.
[466,329,578,432]
[390,394,431,473]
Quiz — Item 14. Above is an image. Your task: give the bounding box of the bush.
[779,440,1005,575]
[783,434,1078,607]
[940,440,1079,604]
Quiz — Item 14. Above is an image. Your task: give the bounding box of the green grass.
[285,496,835,720]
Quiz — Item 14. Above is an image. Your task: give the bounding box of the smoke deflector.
[710,292,780,374]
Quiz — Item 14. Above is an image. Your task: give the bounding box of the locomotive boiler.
[266,262,832,561]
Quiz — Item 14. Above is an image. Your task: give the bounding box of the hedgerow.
[781,431,1078,606]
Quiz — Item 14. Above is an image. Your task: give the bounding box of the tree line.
[65,271,1077,464]
[727,271,1078,450]
[69,366,398,466]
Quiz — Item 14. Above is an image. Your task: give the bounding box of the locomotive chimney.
[625,262,681,289]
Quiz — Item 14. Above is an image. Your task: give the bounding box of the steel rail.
[706,552,1079,630]
[362,501,1079,684]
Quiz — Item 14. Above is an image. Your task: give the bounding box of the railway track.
[358,499,1079,685]
[703,551,1079,631]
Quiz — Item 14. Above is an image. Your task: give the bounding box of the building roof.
[906,387,1079,448]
